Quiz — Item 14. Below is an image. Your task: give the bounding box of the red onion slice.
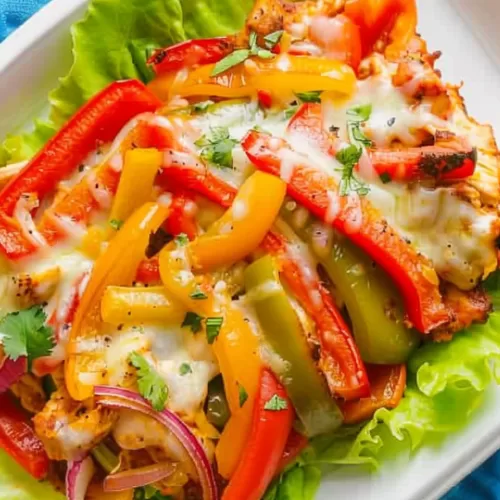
[94,386,218,500]
[0,356,26,393]
[66,456,95,500]
[104,461,177,492]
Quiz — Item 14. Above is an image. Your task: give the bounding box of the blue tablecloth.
[0,1,498,499]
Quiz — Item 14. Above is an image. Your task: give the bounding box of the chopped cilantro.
[336,144,370,197]
[206,317,223,344]
[211,31,275,76]
[0,306,54,369]
[179,363,192,376]
[181,312,204,333]
[238,383,248,407]
[109,219,123,230]
[264,394,288,411]
[195,127,238,169]
[347,104,373,122]
[295,91,322,103]
[192,100,214,113]
[190,289,208,300]
[175,233,189,246]
[129,351,168,411]
[284,104,299,119]
[263,30,284,49]
[379,172,392,184]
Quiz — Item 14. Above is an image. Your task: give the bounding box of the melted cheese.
[366,183,497,289]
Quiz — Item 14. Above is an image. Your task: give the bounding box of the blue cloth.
[0,1,499,499]
[0,0,52,41]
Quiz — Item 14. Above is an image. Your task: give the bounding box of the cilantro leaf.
[179,363,192,376]
[295,91,323,103]
[192,100,214,113]
[195,127,238,169]
[134,486,173,500]
[206,317,223,344]
[109,218,123,230]
[181,312,204,333]
[379,172,392,184]
[175,233,189,246]
[0,306,54,369]
[264,394,288,411]
[211,49,250,76]
[238,383,248,407]
[336,144,362,166]
[264,30,284,49]
[284,104,299,119]
[190,289,208,300]
[336,144,370,197]
[347,103,373,122]
[129,351,168,411]
[211,31,275,77]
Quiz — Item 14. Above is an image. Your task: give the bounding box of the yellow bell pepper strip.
[65,202,169,401]
[151,55,356,101]
[244,255,343,436]
[100,286,184,324]
[107,149,163,235]
[188,171,286,273]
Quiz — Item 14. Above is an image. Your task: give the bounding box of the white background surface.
[0,0,500,498]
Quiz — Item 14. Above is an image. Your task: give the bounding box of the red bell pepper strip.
[148,37,235,75]
[369,145,477,182]
[0,80,161,217]
[288,103,476,182]
[257,90,273,109]
[340,364,406,424]
[262,232,369,400]
[222,368,293,500]
[136,257,161,284]
[0,80,161,260]
[242,130,449,333]
[277,430,309,473]
[0,393,50,479]
[163,188,199,240]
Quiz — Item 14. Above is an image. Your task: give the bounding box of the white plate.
[1,1,499,499]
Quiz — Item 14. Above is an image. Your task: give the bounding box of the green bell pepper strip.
[286,215,420,364]
[206,375,231,430]
[244,255,343,437]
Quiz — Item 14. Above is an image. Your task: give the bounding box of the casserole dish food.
[0,0,500,499]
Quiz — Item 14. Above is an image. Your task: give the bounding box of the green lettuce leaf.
[0,0,254,167]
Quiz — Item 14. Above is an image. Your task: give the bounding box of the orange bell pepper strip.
[222,368,293,500]
[340,364,407,424]
[0,393,50,480]
[65,202,169,401]
[344,0,417,59]
[242,130,449,333]
[150,55,356,101]
[187,171,286,272]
